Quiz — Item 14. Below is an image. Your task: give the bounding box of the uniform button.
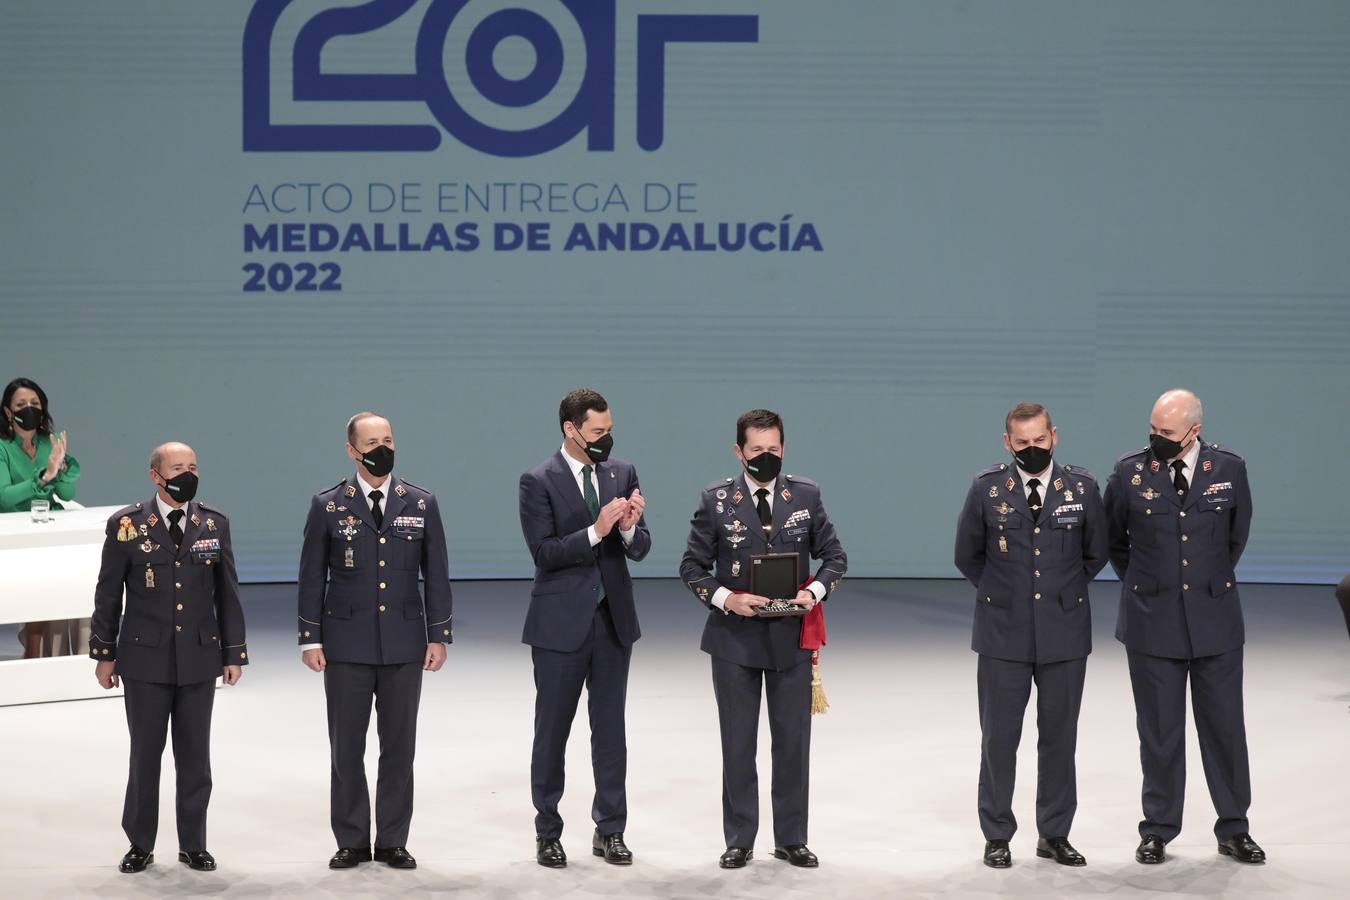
[998,525,1004,531]
[407,536,413,541]
[1034,593,1042,600]
[304,631,311,638]
[176,625,182,632]
[1078,597,1084,603]
[1066,524,1072,530]
[240,652,246,659]
[1034,570,1041,578]
[1226,581,1233,588]
[175,561,181,568]
[379,582,387,590]
[1180,511,1187,518]
[206,561,212,566]
[1034,549,1041,556]
[1182,559,1189,567]
[1181,535,1188,542]
[176,603,183,611]
[1183,583,1190,591]
[1033,527,1041,534]
[443,629,450,636]
[1133,584,1139,591]
[379,560,386,567]
[379,605,386,612]
[985,597,992,603]
[175,582,182,589]
[1145,509,1152,515]
[102,648,110,655]
[379,537,387,545]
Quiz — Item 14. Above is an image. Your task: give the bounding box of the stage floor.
[1,579,1346,898]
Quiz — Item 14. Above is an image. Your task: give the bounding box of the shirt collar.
[1176,437,1202,475]
[560,444,594,480]
[743,471,777,506]
[155,493,186,522]
[1015,461,1054,489]
[355,469,390,499]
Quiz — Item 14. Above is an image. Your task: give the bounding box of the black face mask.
[159,471,199,504]
[353,443,395,478]
[1149,431,1190,462]
[1013,445,1053,474]
[574,431,613,464]
[743,450,782,484]
[11,406,42,432]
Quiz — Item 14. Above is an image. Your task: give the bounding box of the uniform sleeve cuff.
[223,644,249,666]
[807,581,827,602]
[427,619,453,643]
[711,587,732,612]
[298,618,320,644]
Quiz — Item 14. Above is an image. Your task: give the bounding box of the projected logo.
[243,0,758,156]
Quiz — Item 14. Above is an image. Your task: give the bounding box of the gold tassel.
[809,652,829,715]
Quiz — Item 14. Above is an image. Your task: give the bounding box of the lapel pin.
[1006,477,1015,492]
[1053,478,1064,491]
[781,488,791,502]
[1202,459,1213,473]
[1150,460,1160,473]
[345,485,356,498]
[394,484,406,497]
[190,513,201,527]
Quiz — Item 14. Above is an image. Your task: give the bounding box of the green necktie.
[582,465,601,517]
[582,465,604,602]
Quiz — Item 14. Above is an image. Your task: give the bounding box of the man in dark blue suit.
[1105,389,1264,866]
[679,409,847,870]
[297,412,452,871]
[90,441,247,874]
[519,388,651,868]
[954,403,1107,869]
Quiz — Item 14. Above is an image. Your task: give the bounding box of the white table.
[0,505,126,705]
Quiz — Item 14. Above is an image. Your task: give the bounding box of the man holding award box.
[679,409,847,870]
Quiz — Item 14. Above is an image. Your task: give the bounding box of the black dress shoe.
[983,839,1012,869]
[1135,834,1166,865]
[119,845,153,874]
[592,831,633,865]
[1036,836,1086,866]
[374,846,417,869]
[719,847,753,869]
[1218,833,1266,864]
[772,845,819,868]
[329,846,372,869]
[178,850,217,871]
[536,837,567,868]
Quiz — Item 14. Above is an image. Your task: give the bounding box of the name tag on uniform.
[784,526,808,537]
[191,538,221,561]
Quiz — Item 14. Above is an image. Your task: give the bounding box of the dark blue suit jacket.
[518,452,651,653]
[90,496,248,684]
[954,462,1108,664]
[680,473,847,672]
[1105,441,1252,659]
[297,474,453,665]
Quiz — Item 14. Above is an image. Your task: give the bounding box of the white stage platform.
[0,579,1345,898]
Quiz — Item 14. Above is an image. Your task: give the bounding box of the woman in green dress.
[1,377,82,657]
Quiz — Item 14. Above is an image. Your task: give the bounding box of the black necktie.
[369,489,384,530]
[581,465,600,518]
[1027,478,1043,521]
[1172,460,1189,497]
[755,488,772,534]
[167,509,185,547]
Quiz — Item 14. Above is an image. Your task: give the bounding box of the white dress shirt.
[155,493,186,528]
[1170,437,1202,489]
[301,470,391,652]
[1015,460,1054,504]
[711,472,827,612]
[560,446,636,548]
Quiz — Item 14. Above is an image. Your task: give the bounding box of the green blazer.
[0,434,80,512]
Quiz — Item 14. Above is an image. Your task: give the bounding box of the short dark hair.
[1005,402,1052,434]
[736,409,784,447]
[1,378,53,440]
[559,388,608,433]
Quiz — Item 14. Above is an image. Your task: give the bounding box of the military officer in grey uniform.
[954,403,1107,869]
[297,412,452,870]
[91,442,247,874]
[679,409,846,870]
[1105,389,1265,865]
